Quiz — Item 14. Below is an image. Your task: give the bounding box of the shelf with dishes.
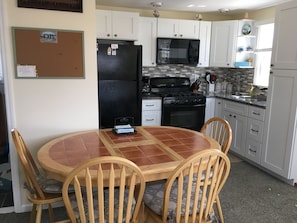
[235,21,256,68]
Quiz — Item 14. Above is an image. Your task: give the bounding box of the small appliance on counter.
[205,71,216,94]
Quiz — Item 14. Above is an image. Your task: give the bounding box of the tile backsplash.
[142,65,255,94]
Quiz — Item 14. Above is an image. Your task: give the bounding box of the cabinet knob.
[180,34,183,37]
[233,115,236,118]
[174,34,177,37]
[271,64,274,67]
[114,34,118,37]
[107,34,110,37]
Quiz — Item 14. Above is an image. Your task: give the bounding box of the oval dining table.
[37,126,221,183]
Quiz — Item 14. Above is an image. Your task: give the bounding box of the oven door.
[162,103,205,131]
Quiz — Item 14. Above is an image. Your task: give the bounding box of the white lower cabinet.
[142,99,162,126]
[245,106,265,164]
[222,100,265,162]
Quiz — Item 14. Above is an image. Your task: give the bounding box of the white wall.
[1,0,98,212]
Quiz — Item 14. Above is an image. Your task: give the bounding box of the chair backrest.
[162,149,230,223]
[62,156,146,223]
[200,117,232,154]
[11,128,46,199]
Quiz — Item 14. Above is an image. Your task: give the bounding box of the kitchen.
[96,0,290,187]
[0,0,297,216]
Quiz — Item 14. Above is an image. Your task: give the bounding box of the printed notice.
[17,65,37,77]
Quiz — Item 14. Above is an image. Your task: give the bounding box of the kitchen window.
[253,21,274,87]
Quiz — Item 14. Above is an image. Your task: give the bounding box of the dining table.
[37,126,221,183]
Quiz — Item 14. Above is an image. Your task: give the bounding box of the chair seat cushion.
[37,174,74,194]
[143,179,218,222]
[71,188,136,223]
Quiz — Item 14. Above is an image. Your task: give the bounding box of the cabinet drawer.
[247,119,264,142]
[248,106,265,121]
[223,100,248,115]
[245,138,262,164]
[142,111,161,126]
[142,99,162,111]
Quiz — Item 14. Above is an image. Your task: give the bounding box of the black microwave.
[156,38,200,65]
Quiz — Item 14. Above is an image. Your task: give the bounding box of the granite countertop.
[207,93,267,108]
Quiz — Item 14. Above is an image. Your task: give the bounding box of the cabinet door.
[178,20,199,39]
[205,98,215,122]
[112,11,139,40]
[198,21,211,67]
[96,10,112,39]
[262,69,297,178]
[142,111,161,126]
[136,17,157,67]
[247,119,264,142]
[157,18,178,38]
[246,139,262,164]
[223,110,247,156]
[214,98,223,118]
[157,18,199,39]
[210,20,238,67]
[271,1,297,69]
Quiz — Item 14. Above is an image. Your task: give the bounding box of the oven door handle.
[193,104,206,107]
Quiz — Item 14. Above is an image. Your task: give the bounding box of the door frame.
[0,0,22,213]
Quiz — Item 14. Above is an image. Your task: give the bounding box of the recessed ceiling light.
[219,8,230,13]
[187,4,195,8]
[150,2,162,7]
[197,5,206,8]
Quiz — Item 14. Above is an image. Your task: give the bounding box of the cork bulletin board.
[12,27,85,78]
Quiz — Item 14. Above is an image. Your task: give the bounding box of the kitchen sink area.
[214,93,267,108]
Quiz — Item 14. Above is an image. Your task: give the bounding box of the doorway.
[0,43,12,208]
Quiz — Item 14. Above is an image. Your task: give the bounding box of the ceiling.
[96,0,291,13]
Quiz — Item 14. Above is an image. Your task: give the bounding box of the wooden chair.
[62,156,146,223]
[143,149,230,223]
[200,117,232,154]
[11,128,69,223]
[200,117,232,222]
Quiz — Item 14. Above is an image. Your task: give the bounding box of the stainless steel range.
[148,77,206,131]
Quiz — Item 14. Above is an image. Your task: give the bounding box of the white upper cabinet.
[209,20,238,67]
[157,18,199,39]
[271,1,297,69]
[198,21,211,67]
[96,10,139,40]
[135,17,157,67]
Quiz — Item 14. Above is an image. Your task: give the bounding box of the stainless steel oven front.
[161,103,206,131]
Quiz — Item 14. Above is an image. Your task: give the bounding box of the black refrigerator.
[97,42,142,128]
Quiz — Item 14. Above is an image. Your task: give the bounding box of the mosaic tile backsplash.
[142,65,255,95]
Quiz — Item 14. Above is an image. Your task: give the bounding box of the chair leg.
[48,204,55,223]
[30,204,37,223]
[35,204,43,223]
[216,196,224,223]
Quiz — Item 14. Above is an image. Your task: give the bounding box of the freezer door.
[97,44,140,81]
